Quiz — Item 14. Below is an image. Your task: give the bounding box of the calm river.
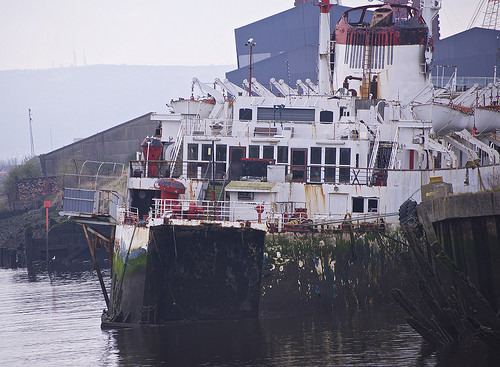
[0,269,437,366]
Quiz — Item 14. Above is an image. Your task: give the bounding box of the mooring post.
[109,226,116,274]
[43,200,51,275]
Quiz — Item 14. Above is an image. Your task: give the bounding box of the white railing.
[431,76,496,89]
[117,206,139,225]
[118,199,392,232]
[150,199,271,222]
[184,116,233,137]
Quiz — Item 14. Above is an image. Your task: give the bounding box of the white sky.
[0,0,480,71]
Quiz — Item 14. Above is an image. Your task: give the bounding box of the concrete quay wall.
[418,191,500,311]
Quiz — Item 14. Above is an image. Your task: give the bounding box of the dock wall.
[418,191,500,311]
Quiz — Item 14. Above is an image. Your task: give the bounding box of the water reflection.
[0,269,438,367]
[110,312,435,367]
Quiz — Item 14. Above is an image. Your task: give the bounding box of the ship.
[62,0,500,325]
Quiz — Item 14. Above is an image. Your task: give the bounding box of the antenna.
[245,38,256,96]
[28,108,35,157]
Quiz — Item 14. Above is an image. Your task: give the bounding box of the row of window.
[250,146,354,167]
[352,197,378,213]
[234,193,378,214]
[187,143,358,167]
[188,144,227,162]
[239,108,335,123]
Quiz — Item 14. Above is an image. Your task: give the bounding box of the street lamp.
[245,38,256,96]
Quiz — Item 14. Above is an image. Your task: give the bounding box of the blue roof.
[433,27,499,77]
[227,4,350,86]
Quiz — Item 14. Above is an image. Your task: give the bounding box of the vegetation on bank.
[0,157,41,211]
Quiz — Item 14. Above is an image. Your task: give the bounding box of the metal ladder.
[388,128,400,169]
[168,122,185,178]
[361,31,373,98]
[368,127,380,170]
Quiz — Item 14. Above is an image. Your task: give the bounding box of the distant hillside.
[0,64,232,159]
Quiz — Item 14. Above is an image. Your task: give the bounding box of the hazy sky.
[0,0,480,71]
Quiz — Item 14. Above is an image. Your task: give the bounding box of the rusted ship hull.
[104,223,265,325]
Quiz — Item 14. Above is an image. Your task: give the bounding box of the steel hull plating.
[106,223,265,325]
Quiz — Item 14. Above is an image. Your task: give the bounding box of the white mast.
[420,0,442,65]
[318,0,333,95]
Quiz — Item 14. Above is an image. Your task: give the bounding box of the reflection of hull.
[106,223,265,325]
[474,107,500,134]
[413,103,473,135]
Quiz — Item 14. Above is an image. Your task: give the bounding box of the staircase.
[198,182,225,202]
[368,127,381,170]
[388,128,400,169]
[361,31,373,98]
[375,143,394,169]
[168,123,185,178]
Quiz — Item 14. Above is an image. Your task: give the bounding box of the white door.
[329,193,349,216]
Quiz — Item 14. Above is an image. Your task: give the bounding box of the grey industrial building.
[39,113,155,177]
[433,27,499,82]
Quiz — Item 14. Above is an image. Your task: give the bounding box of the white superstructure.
[120,2,499,230]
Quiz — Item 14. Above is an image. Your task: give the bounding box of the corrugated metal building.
[227,4,350,86]
[433,27,499,84]
[39,113,156,177]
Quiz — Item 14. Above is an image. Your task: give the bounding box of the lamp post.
[245,38,256,96]
[273,104,285,126]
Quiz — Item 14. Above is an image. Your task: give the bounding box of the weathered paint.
[106,222,266,324]
[260,230,407,316]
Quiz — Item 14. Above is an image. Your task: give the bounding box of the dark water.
[0,269,437,366]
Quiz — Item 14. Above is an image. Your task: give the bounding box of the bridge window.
[352,197,364,213]
[277,146,288,163]
[239,108,253,121]
[216,144,227,162]
[339,148,351,183]
[257,107,315,122]
[311,147,322,164]
[320,110,334,123]
[249,145,260,159]
[263,146,274,160]
[238,192,254,201]
[325,148,337,183]
[368,199,378,213]
[202,144,212,161]
[187,144,198,160]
